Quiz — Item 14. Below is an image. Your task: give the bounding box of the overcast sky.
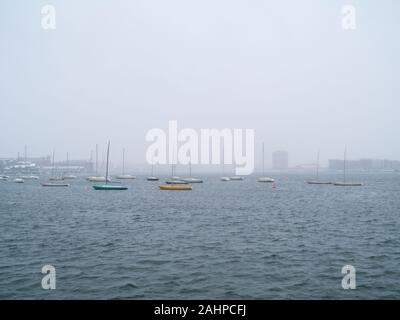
[0,0,398,168]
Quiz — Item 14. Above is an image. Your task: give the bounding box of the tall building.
[272,151,288,170]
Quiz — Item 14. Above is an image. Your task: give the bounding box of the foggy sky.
[0,0,398,168]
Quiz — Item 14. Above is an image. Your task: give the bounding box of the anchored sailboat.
[307,149,331,185]
[182,161,203,183]
[115,148,136,179]
[44,149,70,187]
[147,156,159,181]
[221,143,230,181]
[333,147,362,186]
[257,142,275,183]
[63,152,77,180]
[165,144,186,184]
[87,144,108,182]
[48,149,65,181]
[93,141,128,190]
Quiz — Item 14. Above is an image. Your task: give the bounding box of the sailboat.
[221,143,231,181]
[182,161,203,183]
[333,147,362,186]
[257,143,275,183]
[115,148,136,179]
[307,149,331,185]
[63,152,77,180]
[87,144,108,182]
[165,145,186,184]
[147,156,159,181]
[44,150,70,186]
[93,141,128,190]
[48,149,64,181]
[20,145,39,180]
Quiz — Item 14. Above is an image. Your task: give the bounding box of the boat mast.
[262,142,265,176]
[316,149,320,181]
[151,156,154,176]
[343,146,347,183]
[24,145,27,163]
[122,148,125,175]
[52,149,55,177]
[95,144,98,176]
[105,141,110,185]
[222,142,225,176]
[65,152,69,177]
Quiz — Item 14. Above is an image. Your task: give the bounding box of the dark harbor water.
[0,173,399,299]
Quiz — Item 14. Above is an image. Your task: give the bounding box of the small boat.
[87,176,109,182]
[63,174,77,180]
[62,153,77,180]
[221,177,230,181]
[48,149,64,181]
[230,176,244,181]
[93,185,128,190]
[165,180,189,184]
[333,182,363,186]
[147,157,159,181]
[307,149,331,185]
[115,148,136,180]
[258,177,275,183]
[42,183,70,187]
[181,161,203,183]
[49,176,65,181]
[333,146,362,187]
[13,178,24,183]
[115,174,136,180]
[20,175,39,180]
[181,177,203,183]
[93,141,128,191]
[0,175,9,181]
[159,185,192,191]
[257,143,275,183]
[307,181,332,185]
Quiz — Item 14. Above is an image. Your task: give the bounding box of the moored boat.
[93,185,128,190]
[42,183,70,187]
[93,141,128,191]
[165,180,188,185]
[159,185,192,191]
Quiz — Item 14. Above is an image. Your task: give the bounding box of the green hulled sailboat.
[93,141,128,191]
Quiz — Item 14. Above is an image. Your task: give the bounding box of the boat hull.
[307,181,332,185]
[42,183,70,187]
[181,178,203,183]
[165,180,188,184]
[115,175,136,180]
[147,177,159,181]
[159,185,192,191]
[333,182,363,186]
[93,185,128,190]
[257,177,275,183]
